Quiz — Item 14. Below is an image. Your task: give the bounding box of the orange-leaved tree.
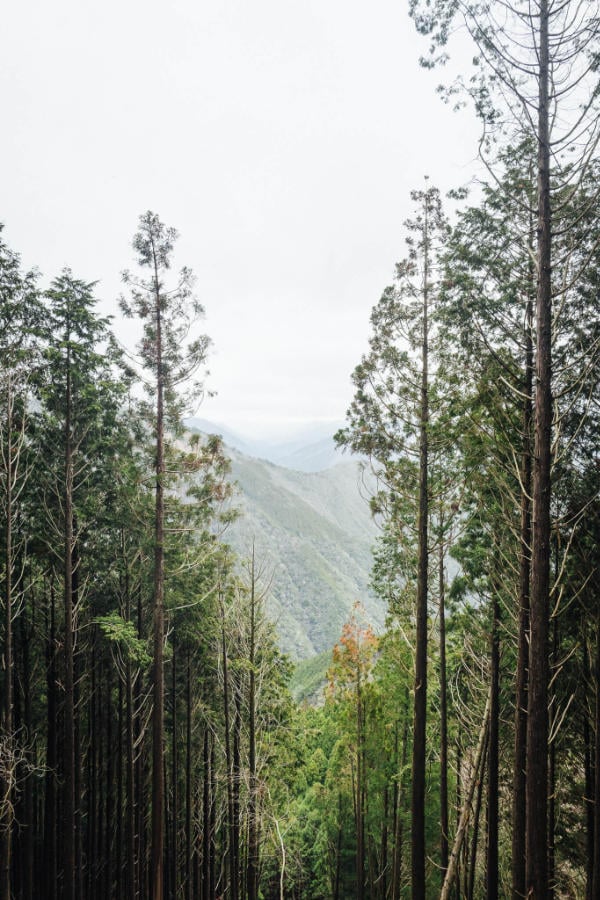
[327,602,378,900]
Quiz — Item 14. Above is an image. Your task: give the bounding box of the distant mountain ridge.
[184,417,347,472]
[185,418,384,659]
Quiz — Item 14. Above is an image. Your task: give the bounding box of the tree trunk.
[467,726,488,900]
[171,652,178,900]
[185,652,192,900]
[592,608,600,898]
[209,737,216,899]
[232,687,242,900]
[584,639,594,899]
[63,359,76,900]
[124,556,136,900]
[439,518,449,880]
[527,2,552,894]
[72,542,84,900]
[202,727,210,900]
[486,583,500,899]
[221,601,238,900]
[18,596,34,900]
[381,786,389,900]
[548,613,558,900]
[87,639,97,900]
[105,666,115,899]
[151,272,166,900]
[356,674,365,900]
[135,583,145,899]
[513,291,533,900]
[440,693,491,900]
[117,675,124,897]
[392,692,409,900]
[0,374,14,900]
[334,794,342,900]
[247,551,259,900]
[43,581,58,900]
[411,186,430,900]
[456,721,463,898]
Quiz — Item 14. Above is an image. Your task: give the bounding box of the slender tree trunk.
[1,374,14,900]
[440,694,491,900]
[202,728,210,900]
[247,551,259,900]
[548,613,558,900]
[209,737,216,899]
[221,601,238,900]
[95,659,104,900]
[486,583,500,899]
[19,598,34,900]
[527,2,552,894]
[105,666,115,899]
[392,691,410,900]
[467,727,488,900]
[334,794,342,900]
[151,272,166,900]
[117,675,124,897]
[356,674,365,900]
[72,543,84,900]
[381,786,389,900]
[584,639,594,899]
[592,608,600,898]
[63,359,76,900]
[135,583,145,899]
[164,754,171,900]
[171,652,178,900]
[87,639,97,900]
[185,652,192,900]
[513,291,533,900]
[391,726,400,900]
[124,554,136,900]
[411,187,430,900]
[439,516,449,879]
[232,688,242,900]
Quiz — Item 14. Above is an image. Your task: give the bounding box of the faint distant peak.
[184,416,348,472]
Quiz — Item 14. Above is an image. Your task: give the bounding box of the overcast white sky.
[2,0,479,438]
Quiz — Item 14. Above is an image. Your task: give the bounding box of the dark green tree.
[0,226,41,900]
[407,4,600,892]
[36,270,125,900]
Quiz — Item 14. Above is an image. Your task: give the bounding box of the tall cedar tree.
[337,185,448,897]
[439,145,537,898]
[0,227,40,900]
[39,272,122,900]
[120,212,210,900]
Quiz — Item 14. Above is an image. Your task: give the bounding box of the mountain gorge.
[186,418,384,659]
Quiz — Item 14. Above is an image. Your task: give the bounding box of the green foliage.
[120,210,210,427]
[95,613,151,666]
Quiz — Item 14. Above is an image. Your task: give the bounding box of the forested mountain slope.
[223,445,383,659]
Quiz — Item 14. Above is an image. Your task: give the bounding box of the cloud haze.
[2,0,479,436]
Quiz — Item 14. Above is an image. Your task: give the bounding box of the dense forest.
[2,2,600,899]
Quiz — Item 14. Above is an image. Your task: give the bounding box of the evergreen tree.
[120,211,210,899]
[0,226,41,900]
[337,184,450,896]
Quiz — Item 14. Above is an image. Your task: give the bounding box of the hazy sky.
[2,0,479,438]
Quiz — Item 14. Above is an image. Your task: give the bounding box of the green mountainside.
[289,650,331,705]
[224,447,384,660]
